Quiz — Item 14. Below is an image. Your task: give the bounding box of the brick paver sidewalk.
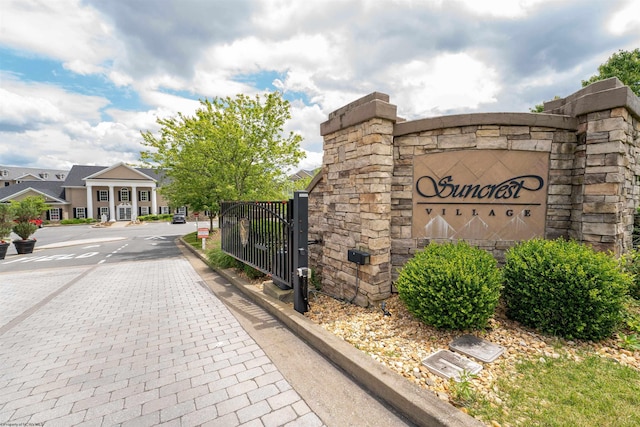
[0,259,324,426]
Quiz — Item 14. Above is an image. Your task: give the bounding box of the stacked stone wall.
[392,120,577,279]
[310,78,640,306]
[311,94,396,304]
[572,107,640,252]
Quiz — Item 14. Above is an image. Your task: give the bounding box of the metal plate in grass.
[449,334,505,363]
[422,349,483,382]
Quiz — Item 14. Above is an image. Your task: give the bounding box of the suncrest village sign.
[412,150,549,240]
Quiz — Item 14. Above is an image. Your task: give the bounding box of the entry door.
[118,206,132,221]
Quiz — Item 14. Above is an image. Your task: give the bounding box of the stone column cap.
[544,77,640,120]
[321,92,397,135]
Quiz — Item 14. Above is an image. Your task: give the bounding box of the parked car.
[171,214,186,224]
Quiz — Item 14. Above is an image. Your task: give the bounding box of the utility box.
[348,249,370,265]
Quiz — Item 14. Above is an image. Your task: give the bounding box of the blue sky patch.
[1,47,147,112]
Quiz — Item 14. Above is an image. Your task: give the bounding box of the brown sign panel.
[413,150,549,240]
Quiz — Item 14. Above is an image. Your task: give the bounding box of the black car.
[171,214,186,224]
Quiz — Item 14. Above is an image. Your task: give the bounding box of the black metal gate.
[219,191,309,313]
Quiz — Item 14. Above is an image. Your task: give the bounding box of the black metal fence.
[219,191,309,313]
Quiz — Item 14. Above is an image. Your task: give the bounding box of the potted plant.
[0,202,14,260]
[11,196,49,254]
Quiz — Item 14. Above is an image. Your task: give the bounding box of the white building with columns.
[63,163,169,221]
[0,162,177,223]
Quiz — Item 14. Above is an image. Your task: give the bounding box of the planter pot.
[0,242,8,260]
[13,239,36,254]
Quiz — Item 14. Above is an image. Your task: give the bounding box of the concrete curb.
[181,239,483,427]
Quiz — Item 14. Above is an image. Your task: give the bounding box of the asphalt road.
[0,221,196,272]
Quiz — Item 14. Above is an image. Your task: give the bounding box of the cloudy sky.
[1,0,639,172]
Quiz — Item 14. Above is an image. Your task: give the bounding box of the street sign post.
[197,227,208,250]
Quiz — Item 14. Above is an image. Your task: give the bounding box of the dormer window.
[40,172,49,179]
[1,169,8,177]
[56,173,65,179]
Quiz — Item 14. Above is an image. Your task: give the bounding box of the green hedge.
[138,214,173,222]
[60,218,96,225]
[620,249,640,300]
[503,239,630,341]
[396,241,502,330]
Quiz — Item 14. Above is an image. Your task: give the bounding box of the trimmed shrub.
[138,214,172,222]
[620,249,640,300]
[396,241,502,330]
[207,247,242,269]
[503,239,630,341]
[60,218,95,225]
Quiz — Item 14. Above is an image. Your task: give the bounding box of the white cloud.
[286,101,325,152]
[298,149,323,171]
[607,0,640,36]
[0,75,109,127]
[388,53,500,118]
[0,87,64,128]
[1,0,639,174]
[0,0,117,73]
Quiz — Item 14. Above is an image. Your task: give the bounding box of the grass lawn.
[466,353,640,426]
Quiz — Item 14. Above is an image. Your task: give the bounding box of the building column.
[131,186,138,220]
[109,185,116,222]
[151,186,158,215]
[86,184,93,219]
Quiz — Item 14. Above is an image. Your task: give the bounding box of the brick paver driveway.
[0,258,324,426]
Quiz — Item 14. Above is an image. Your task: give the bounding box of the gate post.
[292,191,309,314]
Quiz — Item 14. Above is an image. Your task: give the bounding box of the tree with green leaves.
[582,48,640,96]
[11,196,49,240]
[140,92,305,230]
[532,48,640,112]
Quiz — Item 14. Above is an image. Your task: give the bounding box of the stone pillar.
[546,78,640,254]
[316,93,397,306]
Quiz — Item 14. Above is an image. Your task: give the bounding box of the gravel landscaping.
[303,291,640,425]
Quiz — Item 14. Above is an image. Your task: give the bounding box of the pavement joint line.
[37,237,128,250]
[179,238,483,427]
[0,264,98,337]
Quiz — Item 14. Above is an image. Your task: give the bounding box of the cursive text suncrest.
[416,175,544,200]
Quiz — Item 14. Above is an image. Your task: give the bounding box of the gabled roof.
[289,169,316,181]
[83,162,156,181]
[0,181,66,204]
[14,173,45,181]
[63,164,165,187]
[0,165,69,181]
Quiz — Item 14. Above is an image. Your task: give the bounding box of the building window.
[49,208,61,221]
[160,206,169,214]
[177,206,186,215]
[4,182,8,187]
[139,191,149,202]
[75,207,86,219]
[98,190,109,201]
[120,188,130,202]
[139,206,150,215]
[99,207,109,219]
